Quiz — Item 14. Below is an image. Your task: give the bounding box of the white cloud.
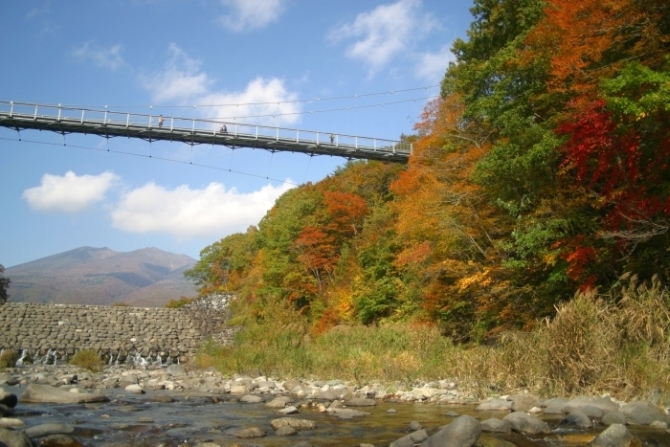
[73,42,126,71]
[416,46,454,82]
[22,171,118,214]
[199,77,300,124]
[329,0,437,75]
[142,43,212,103]
[111,181,294,238]
[144,44,301,125]
[26,3,50,19]
[219,0,285,32]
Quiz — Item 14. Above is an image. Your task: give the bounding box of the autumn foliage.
[187,0,670,341]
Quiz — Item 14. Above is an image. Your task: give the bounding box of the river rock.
[602,409,626,426]
[275,426,297,436]
[239,394,263,403]
[226,426,266,438]
[345,397,376,407]
[326,408,370,419]
[560,410,593,427]
[270,417,316,430]
[543,397,569,414]
[476,398,512,411]
[0,418,25,427]
[588,423,638,447]
[279,406,298,415]
[389,429,429,447]
[266,397,288,408]
[620,400,667,425]
[0,390,17,409]
[0,404,13,417]
[166,364,186,377]
[0,427,35,447]
[40,434,87,447]
[24,424,74,438]
[420,414,481,447]
[563,396,618,415]
[20,384,108,404]
[283,380,302,392]
[408,421,423,431]
[480,418,512,433]
[503,411,552,435]
[509,394,541,412]
[125,384,144,394]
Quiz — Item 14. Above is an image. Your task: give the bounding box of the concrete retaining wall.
[0,295,238,363]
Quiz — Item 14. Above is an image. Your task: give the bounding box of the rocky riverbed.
[1,363,670,447]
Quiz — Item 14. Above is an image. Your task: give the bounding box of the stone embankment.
[0,294,237,363]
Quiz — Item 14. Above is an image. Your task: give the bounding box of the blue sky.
[0,0,474,268]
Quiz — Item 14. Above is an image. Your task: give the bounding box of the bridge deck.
[0,101,411,163]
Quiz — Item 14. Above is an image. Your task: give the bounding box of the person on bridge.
[330,134,335,144]
[158,115,164,128]
[220,124,228,134]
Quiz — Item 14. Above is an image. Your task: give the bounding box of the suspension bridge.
[0,101,412,163]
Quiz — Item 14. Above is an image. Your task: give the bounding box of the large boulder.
[24,423,75,438]
[480,418,512,434]
[389,429,429,447]
[0,427,35,447]
[543,397,570,414]
[20,384,108,404]
[562,396,618,415]
[503,411,552,435]
[588,423,639,447]
[620,401,667,425]
[560,410,593,428]
[0,390,18,409]
[345,397,376,407]
[476,398,513,411]
[420,414,481,447]
[508,394,542,412]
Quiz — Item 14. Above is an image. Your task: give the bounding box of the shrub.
[70,349,104,372]
[0,349,18,368]
[165,297,196,308]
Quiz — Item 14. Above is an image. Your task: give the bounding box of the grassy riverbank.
[197,278,670,402]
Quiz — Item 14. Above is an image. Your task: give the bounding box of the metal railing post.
[296,130,299,143]
[33,104,38,120]
[80,110,85,124]
[316,132,319,144]
[191,119,195,133]
[255,125,258,139]
[9,101,13,117]
[276,127,278,141]
[170,117,174,131]
[355,136,358,150]
[57,104,62,122]
[126,114,130,128]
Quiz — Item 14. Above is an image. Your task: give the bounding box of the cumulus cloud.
[416,45,454,82]
[111,181,294,238]
[142,43,212,103]
[219,0,285,32]
[72,42,126,71]
[144,44,300,125]
[329,0,437,75]
[22,171,118,214]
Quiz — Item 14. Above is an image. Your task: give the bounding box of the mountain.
[5,247,198,307]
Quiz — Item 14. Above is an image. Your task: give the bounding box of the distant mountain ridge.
[5,247,198,307]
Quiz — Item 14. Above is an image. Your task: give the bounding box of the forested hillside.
[187,0,670,341]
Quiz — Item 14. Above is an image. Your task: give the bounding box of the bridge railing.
[0,101,412,155]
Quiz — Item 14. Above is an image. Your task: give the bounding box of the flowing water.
[9,385,670,447]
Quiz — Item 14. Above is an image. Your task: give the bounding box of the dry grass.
[0,349,18,369]
[198,278,670,402]
[70,349,104,372]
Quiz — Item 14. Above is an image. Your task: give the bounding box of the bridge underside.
[0,114,410,163]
